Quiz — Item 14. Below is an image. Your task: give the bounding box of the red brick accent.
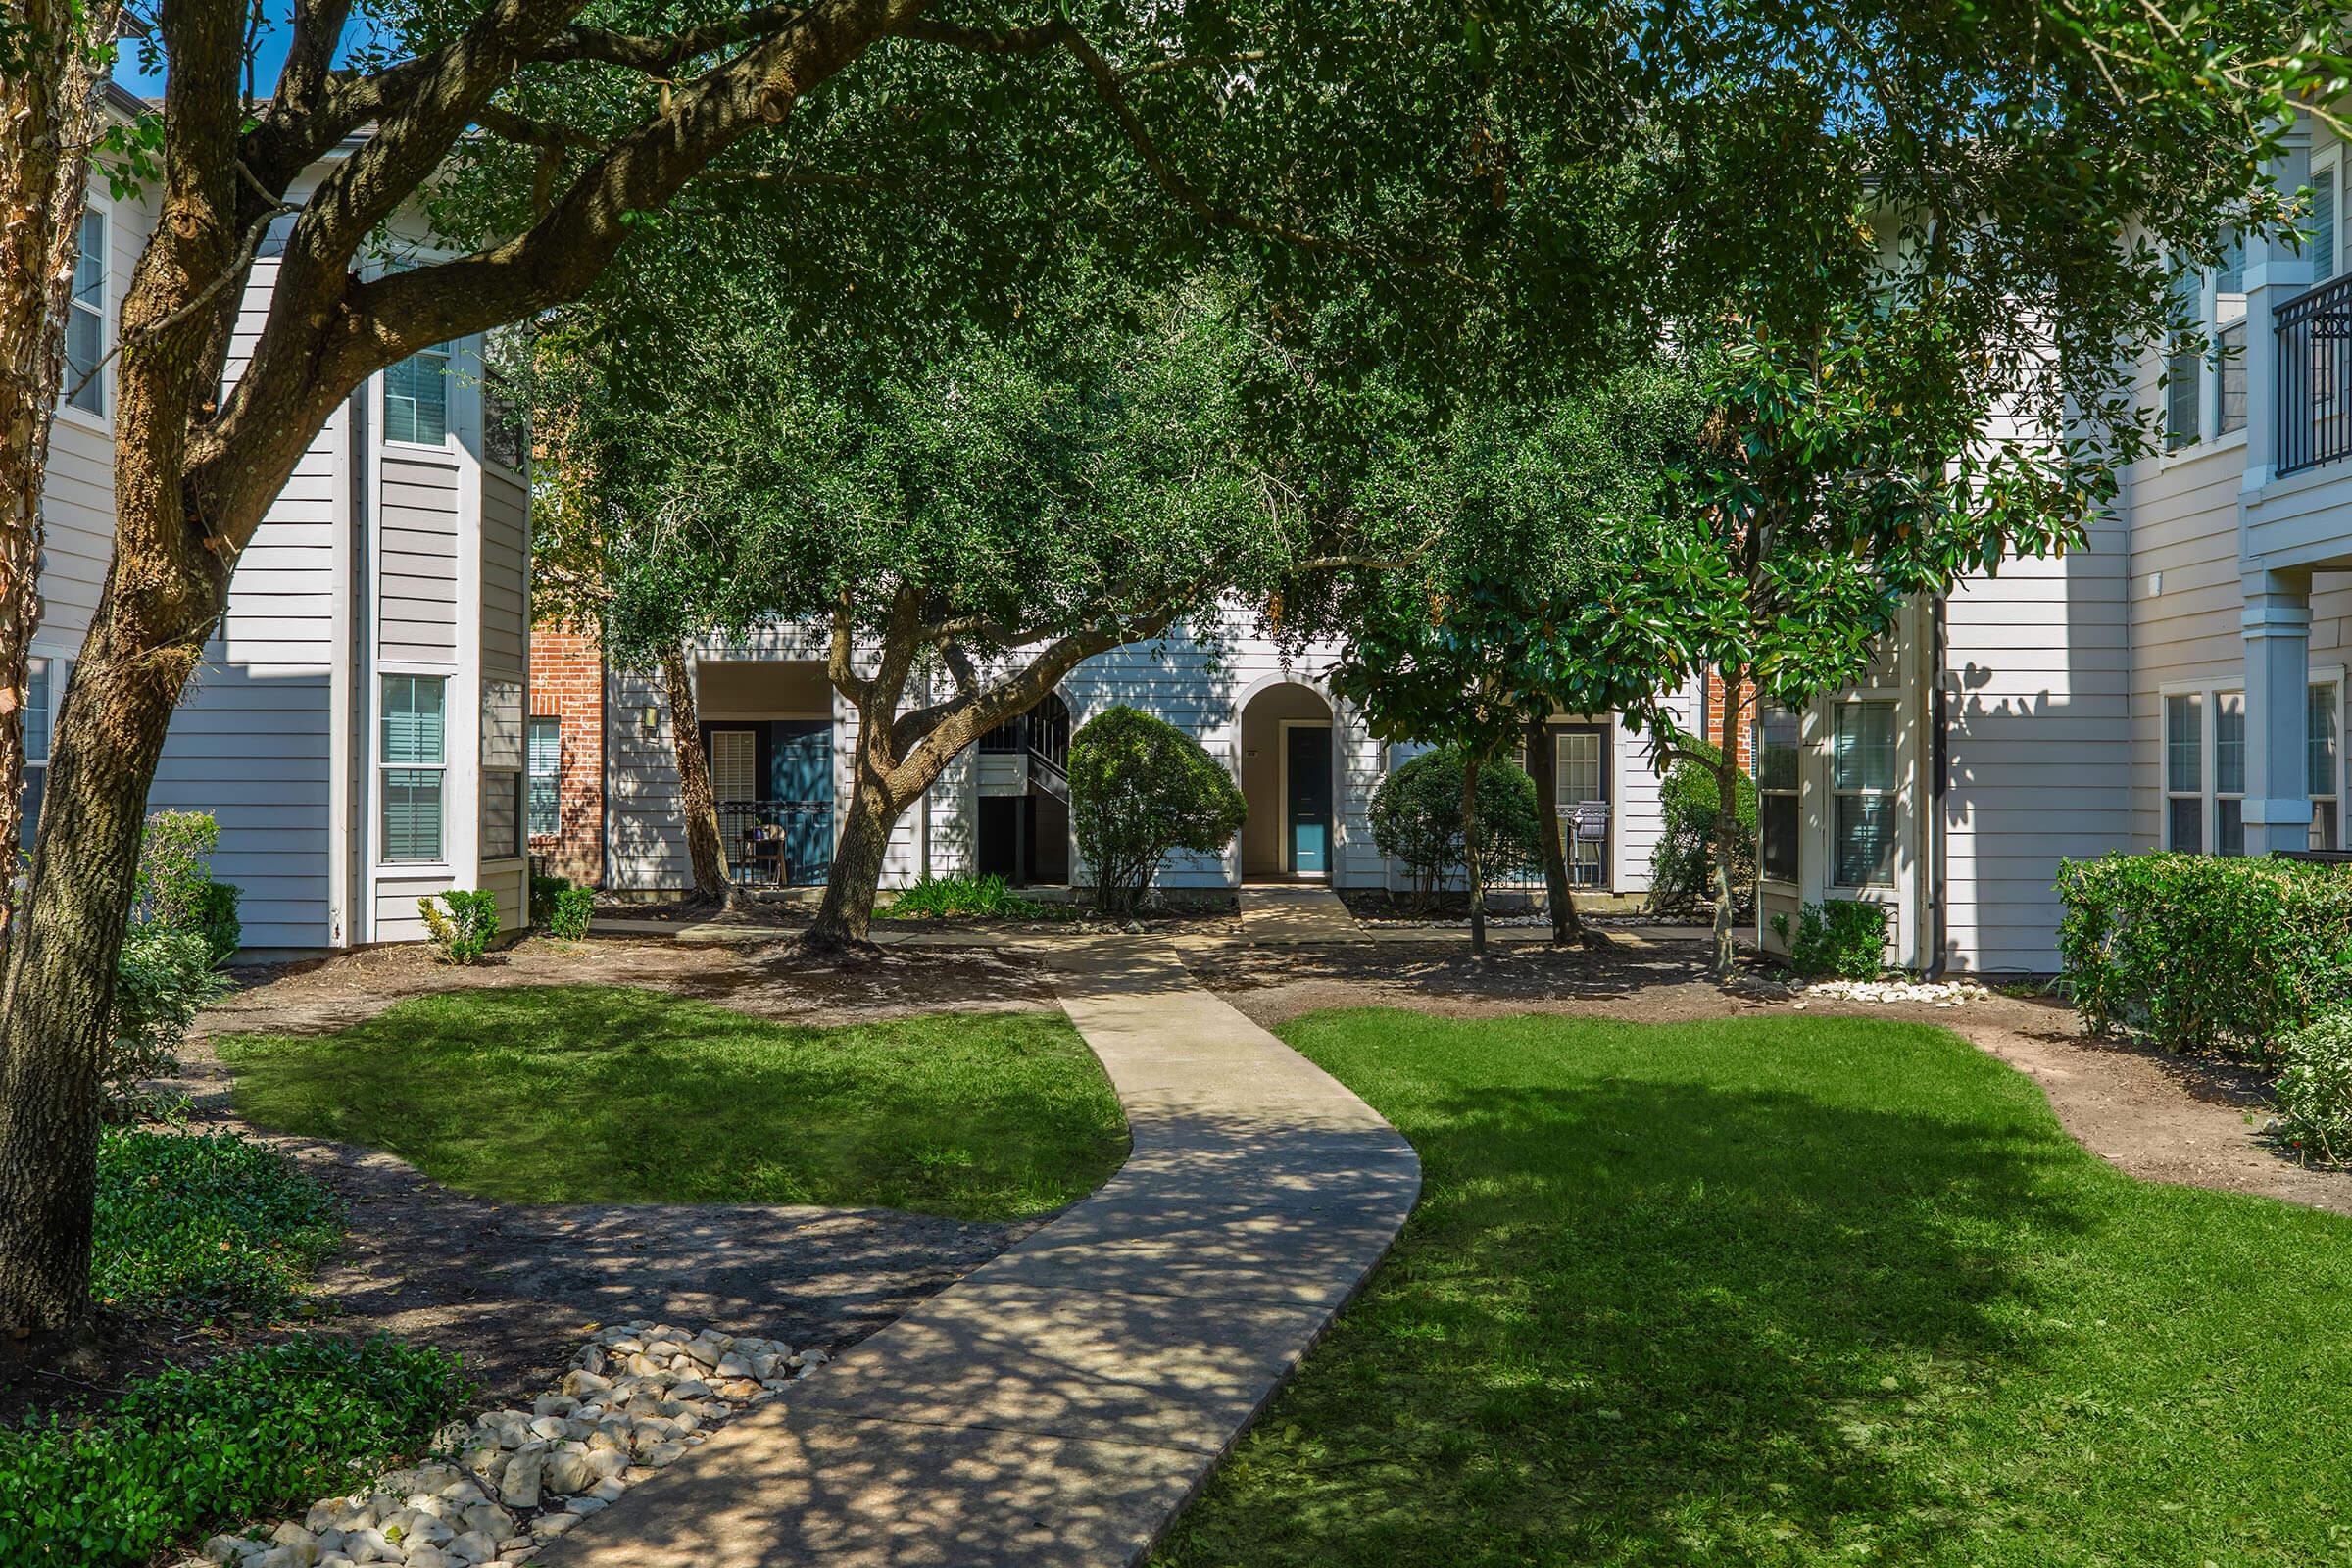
[1703,669,1758,771]
[529,620,605,885]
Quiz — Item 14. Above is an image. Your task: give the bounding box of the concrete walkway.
[536,939,1421,1567]
[1235,882,1361,943]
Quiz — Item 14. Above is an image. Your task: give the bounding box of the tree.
[1649,736,1757,913]
[1367,747,1543,919]
[1324,371,1698,956]
[1067,706,1247,915]
[0,0,1645,1330]
[0,0,122,947]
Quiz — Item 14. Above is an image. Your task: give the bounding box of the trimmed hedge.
[1069,706,1248,915]
[93,1128,342,1321]
[0,1335,464,1568]
[2057,852,2352,1058]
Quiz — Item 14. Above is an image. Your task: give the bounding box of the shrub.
[547,886,596,941]
[1069,706,1248,915]
[418,889,503,964]
[1367,747,1543,909]
[1782,899,1888,979]
[106,925,231,1122]
[882,872,1050,921]
[529,873,571,925]
[2274,1012,2352,1165]
[192,880,241,966]
[1648,738,1758,912]
[2057,852,2352,1057]
[93,1128,341,1320]
[0,1334,465,1568]
[134,810,220,929]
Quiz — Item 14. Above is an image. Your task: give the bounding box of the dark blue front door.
[1287,724,1333,874]
[769,721,833,885]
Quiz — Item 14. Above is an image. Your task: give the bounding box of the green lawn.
[1155,1010,2352,1568]
[217,986,1127,1221]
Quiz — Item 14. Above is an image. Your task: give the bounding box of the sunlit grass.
[218,985,1127,1221]
[1157,1009,2352,1568]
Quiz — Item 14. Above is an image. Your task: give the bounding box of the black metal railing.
[714,799,832,889]
[2277,272,2352,477]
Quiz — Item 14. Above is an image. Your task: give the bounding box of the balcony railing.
[2277,272,2352,477]
[714,799,832,889]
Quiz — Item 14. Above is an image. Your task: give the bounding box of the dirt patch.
[604,893,1242,939]
[1199,934,2352,1218]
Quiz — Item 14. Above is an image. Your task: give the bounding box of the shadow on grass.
[1159,1016,2104,1567]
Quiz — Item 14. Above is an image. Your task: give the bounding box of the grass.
[93,1128,342,1321]
[216,985,1127,1221]
[1154,1010,2352,1568]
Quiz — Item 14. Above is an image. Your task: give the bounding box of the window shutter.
[711,731,757,803]
[2318,171,2338,281]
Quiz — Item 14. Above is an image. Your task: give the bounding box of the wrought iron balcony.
[2277,272,2352,477]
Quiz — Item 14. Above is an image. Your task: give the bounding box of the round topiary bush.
[1649,737,1757,912]
[1068,706,1248,915]
[1368,746,1543,910]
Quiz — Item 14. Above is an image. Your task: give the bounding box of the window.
[2215,690,2246,856]
[2164,263,2202,450]
[1554,727,1607,887]
[1756,708,1800,884]
[527,716,562,837]
[384,343,451,445]
[2314,682,2341,851]
[2318,165,2340,282]
[1830,702,1896,887]
[2165,692,2203,852]
[2215,235,2247,437]
[380,674,447,862]
[481,678,524,860]
[484,365,528,472]
[710,730,758,803]
[65,209,104,416]
[19,658,52,843]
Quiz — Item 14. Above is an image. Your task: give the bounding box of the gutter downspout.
[1927,594,1950,978]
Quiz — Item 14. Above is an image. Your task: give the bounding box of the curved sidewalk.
[536,938,1422,1567]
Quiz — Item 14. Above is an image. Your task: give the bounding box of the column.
[2242,567,2314,856]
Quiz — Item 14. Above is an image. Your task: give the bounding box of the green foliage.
[1158,1005,2352,1568]
[418,890,503,965]
[547,887,595,942]
[2057,853,2352,1058]
[2273,1012,2352,1166]
[529,873,572,925]
[219,986,1128,1222]
[134,810,219,931]
[1367,748,1543,910]
[0,1335,464,1568]
[881,873,1050,922]
[192,880,241,967]
[1785,900,1889,980]
[1069,707,1249,916]
[92,1129,341,1322]
[106,925,230,1123]
[1650,739,1759,911]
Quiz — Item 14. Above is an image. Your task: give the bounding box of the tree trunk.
[1461,754,1487,960]
[1710,671,1744,978]
[661,648,732,904]
[1525,715,1587,947]
[0,583,213,1326]
[0,4,119,950]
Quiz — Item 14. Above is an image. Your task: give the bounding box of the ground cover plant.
[1154,1009,2352,1568]
[0,1334,464,1568]
[218,987,1127,1221]
[880,873,1055,922]
[92,1128,341,1322]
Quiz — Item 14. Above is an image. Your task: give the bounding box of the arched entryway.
[975,690,1073,885]
[1237,682,1335,879]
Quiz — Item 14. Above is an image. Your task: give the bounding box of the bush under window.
[2057,852,2352,1058]
[1779,898,1887,979]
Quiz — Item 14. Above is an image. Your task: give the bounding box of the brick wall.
[529,621,605,885]
[1702,668,1757,771]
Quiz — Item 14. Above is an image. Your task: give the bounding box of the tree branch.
[534,3,811,73]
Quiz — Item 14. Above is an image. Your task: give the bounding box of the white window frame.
[1829,699,1899,890]
[381,340,454,451]
[526,714,562,839]
[2312,672,2344,851]
[2163,686,2206,853]
[21,657,53,767]
[2214,688,2246,856]
[2313,145,2343,286]
[378,671,450,866]
[60,200,108,425]
[480,677,525,863]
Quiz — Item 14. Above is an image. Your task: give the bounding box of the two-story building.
[24,87,532,960]
[1757,112,2352,974]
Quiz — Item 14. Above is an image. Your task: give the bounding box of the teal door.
[1287,724,1333,874]
[769,721,833,885]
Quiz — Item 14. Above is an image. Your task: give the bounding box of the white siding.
[379,455,461,663]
